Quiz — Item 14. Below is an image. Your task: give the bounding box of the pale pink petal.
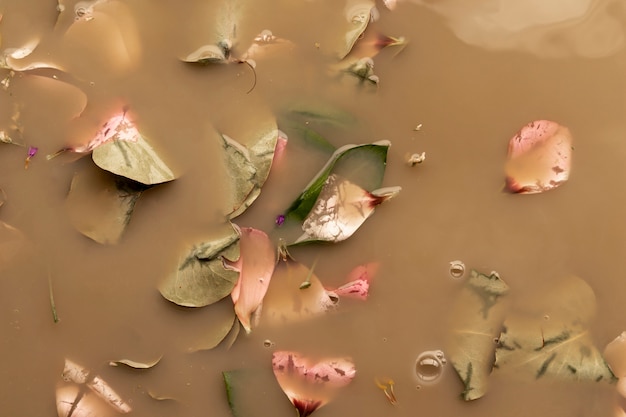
[230,227,275,333]
[333,278,369,300]
[505,120,572,194]
[272,130,288,165]
[272,351,356,417]
[605,331,626,377]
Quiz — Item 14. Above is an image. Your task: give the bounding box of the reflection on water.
[411,0,626,57]
[1,0,626,416]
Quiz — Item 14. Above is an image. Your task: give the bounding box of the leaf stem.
[49,274,59,323]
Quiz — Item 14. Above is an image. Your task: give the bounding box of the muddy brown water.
[1,0,626,416]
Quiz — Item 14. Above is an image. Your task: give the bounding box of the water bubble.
[449,260,465,279]
[415,350,446,384]
[263,339,274,348]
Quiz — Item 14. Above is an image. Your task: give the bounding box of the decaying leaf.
[494,276,615,384]
[159,223,240,307]
[338,0,375,59]
[65,164,147,244]
[447,270,510,400]
[109,356,162,369]
[342,57,380,85]
[272,351,356,417]
[295,174,400,244]
[61,359,131,414]
[226,226,275,334]
[220,115,279,218]
[505,120,573,194]
[284,141,391,221]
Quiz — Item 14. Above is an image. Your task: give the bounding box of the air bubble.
[263,339,274,348]
[415,350,446,384]
[449,260,465,279]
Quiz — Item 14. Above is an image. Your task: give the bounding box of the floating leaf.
[182,44,232,64]
[226,227,275,334]
[109,356,162,369]
[447,270,510,400]
[295,174,400,244]
[188,309,237,352]
[221,116,279,218]
[505,120,573,194]
[61,359,132,413]
[338,0,375,59]
[342,57,380,85]
[285,141,391,221]
[223,369,291,417]
[159,223,240,307]
[65,164,147,244]
[272,351,356,417]
[494,276,615,384]
[91,115,175,185]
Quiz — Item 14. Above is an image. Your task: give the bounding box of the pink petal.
[229,226,275,333]
[272,351,356,417]
[333,278,369,300]
[505,120,572,194]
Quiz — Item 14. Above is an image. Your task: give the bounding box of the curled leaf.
[338,0,375,59]
[159,223,240,307]
[109,356,162,369]
[447,270,510,400]
[272,351,356,417]
[295,174,400,244]
[505,120,572,194]
[226,226,276,334]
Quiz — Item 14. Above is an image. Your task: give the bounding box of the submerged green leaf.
[159,223,240,307]
[92,130,175,185]
[494,276,615,384]
[223,369,290,417]
[447,270,510,400]
[65,164,147,245]
[284,141,390,221]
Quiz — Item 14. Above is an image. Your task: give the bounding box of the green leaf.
[220,117,279,219]
[284,141,391,221]
[223,369,291,417]
[65,164,147,245]
[447,270,510,400]
[92,130,176,185]
[158,223,240,307]
[494,276,616,384]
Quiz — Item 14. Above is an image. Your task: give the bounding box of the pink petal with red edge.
[229,226,275,333]
[272,351,356,417]
[505,120,572,194]
[333,278,369,300]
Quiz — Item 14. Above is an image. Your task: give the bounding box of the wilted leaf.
[295,174,400,244]
[338,0,375,59]
[226,227,275,333]
[65,164,147,244]
[223,369,291,417]
[109,356,162,369]
[221,115,278,218]
[92,118,175,185]
[505,120,573,194]
[260,259,338,327]
[285,141,391,221]
[272,351,356,417]
[159,223,240,307]
[494,276,615,384]
[447,270,510,400]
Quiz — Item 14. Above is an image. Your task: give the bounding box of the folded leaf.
[109,356,162,369]
[505,120,572,194]
[295,174,400,244]
[272,351,356,417]
[447,270,510,400]
[227,226,276,333]
[285,141,391,221]
[159,223,240,307]
[337,0,375,59]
